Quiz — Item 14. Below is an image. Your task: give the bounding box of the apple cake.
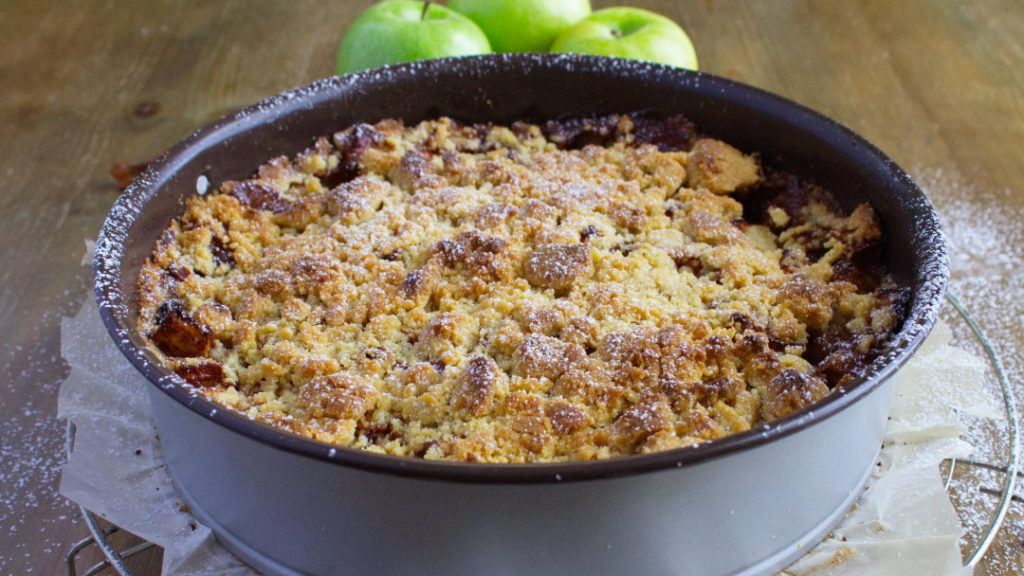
[136,113,907,462]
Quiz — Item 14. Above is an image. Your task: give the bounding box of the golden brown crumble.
[137,114,906,462]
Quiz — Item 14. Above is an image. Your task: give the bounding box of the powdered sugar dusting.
[917,165,1024,385]
[0,281,89,575]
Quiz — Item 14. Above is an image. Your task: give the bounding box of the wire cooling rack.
[63,293,1023,576]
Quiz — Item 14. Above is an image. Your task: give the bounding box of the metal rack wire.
[943,293,1021,569]
[63,293,1023,575]
[64,512,157,576]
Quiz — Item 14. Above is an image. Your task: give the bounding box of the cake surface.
[137,114,906,462]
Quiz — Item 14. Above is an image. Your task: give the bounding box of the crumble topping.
[137,114,906,462]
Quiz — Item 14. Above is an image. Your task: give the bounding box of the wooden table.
[2,1,1021,574]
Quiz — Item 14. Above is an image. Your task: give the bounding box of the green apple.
[551,7,698,70]
[336,1,492,74]
[449,0,591,53]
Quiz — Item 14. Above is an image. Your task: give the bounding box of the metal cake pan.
[94,53,948,575]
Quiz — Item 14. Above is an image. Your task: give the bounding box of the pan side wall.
[150,379,892,576]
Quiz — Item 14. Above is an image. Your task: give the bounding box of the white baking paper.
[59,295,997,576]
[780,320,1000,576]
[58,296,255,575]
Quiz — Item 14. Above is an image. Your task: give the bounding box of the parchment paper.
[58,293,1000,576]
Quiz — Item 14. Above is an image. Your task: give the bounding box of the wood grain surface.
[1,1,1021,574]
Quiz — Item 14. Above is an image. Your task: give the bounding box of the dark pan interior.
[94,53,948,482]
